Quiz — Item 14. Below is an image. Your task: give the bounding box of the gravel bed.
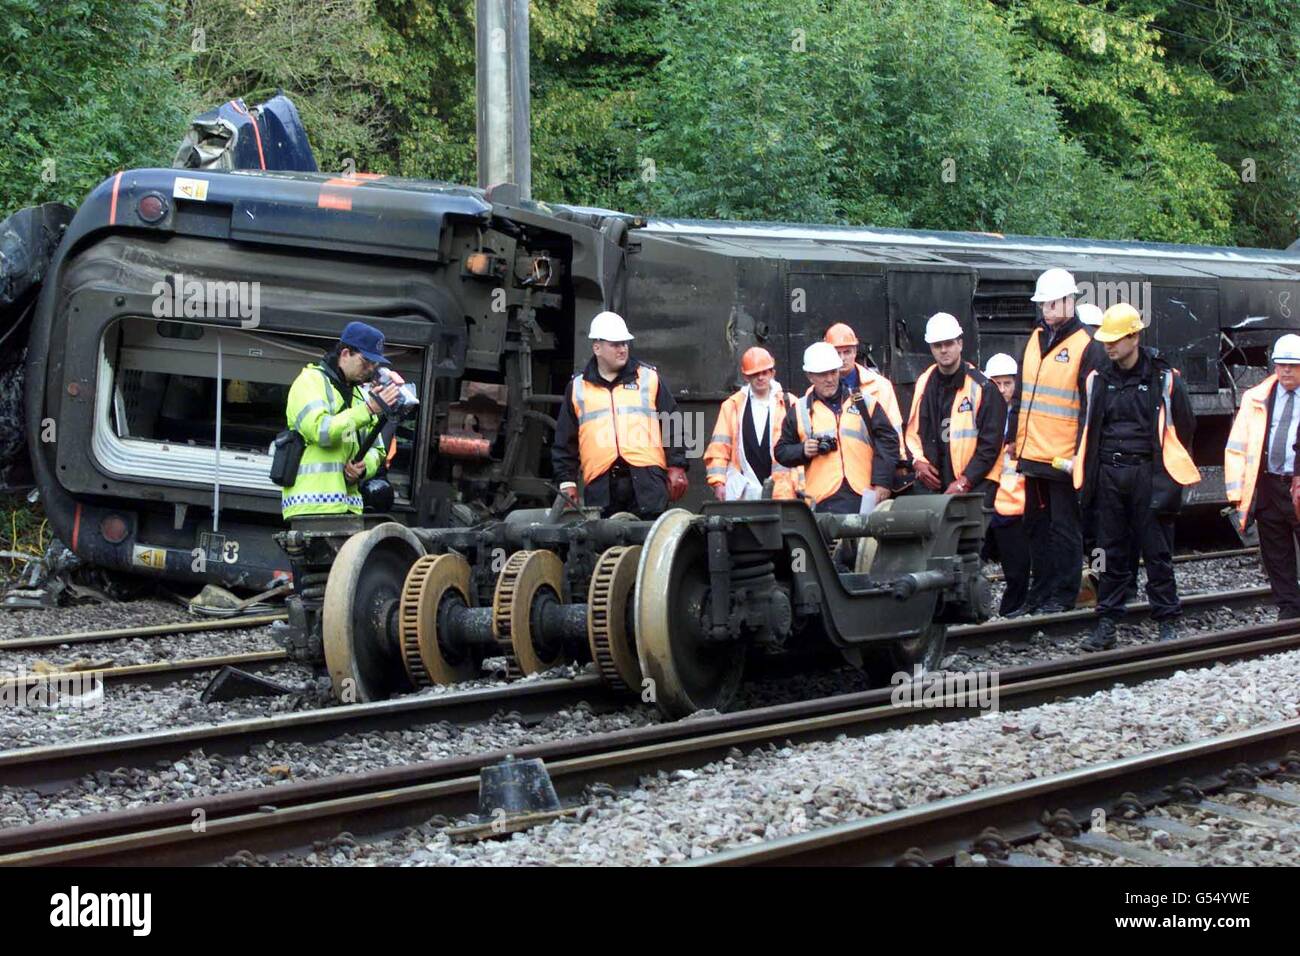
[0,597,201,643]
[255,646,1300,866]
[1103,793,1300,866]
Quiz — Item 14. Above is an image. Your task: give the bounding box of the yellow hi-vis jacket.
[281,363,384,518]
[1016,325,1092,464]
[705,385,801,499]
[1225,374,1281,531]
[571,364,667,485]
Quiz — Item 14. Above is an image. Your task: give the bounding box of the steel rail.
[4,621,1298,865]
[0,613,288,653]
[0,650,288,696]
[689,718,1300,866]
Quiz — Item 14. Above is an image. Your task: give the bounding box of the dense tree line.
[2,0,1296,247]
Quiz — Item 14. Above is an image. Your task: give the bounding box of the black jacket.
[1076,347,1196,514]
[774,381,901,488]
[551,356,686,511]
[1012,316,1109,481]
[912,362,1006,488]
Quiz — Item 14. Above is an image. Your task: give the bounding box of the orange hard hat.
[824,323,859,348]
[740,347,775,376]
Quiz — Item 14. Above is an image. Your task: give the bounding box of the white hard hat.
[1077,302,1103,327]
[924,311,963,344]
[803,341,842,373]
[983,352,1018,378]
[1030,268,1079,303]
[1273,334,1300,364]
[588,311,634,342]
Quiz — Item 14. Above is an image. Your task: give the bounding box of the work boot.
[1157,620,1178,642]
[1080,617,1117,653]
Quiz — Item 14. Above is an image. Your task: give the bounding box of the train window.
[92,317,423,503]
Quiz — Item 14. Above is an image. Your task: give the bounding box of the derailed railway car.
[22,166,1300,598]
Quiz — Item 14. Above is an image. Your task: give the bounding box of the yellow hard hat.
[1094,303,1144,343]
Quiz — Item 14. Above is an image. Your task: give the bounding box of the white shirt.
[747,392,771,448]
[1267,384,1300,475]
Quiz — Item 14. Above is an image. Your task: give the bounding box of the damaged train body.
[19,164,1300,594]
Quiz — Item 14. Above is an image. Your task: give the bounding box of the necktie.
[1271,389,1296,473]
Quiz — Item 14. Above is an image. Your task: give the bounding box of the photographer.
[775,342,899,515]
[280,321,401,526]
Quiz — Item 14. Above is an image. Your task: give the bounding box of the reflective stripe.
[1226,439,1247,452]
[950,428,979,440]
[1024,399,1079,421]
[618,406,657,418]
[297,461,345,475]
[281,492,364,508]
[578,408,611,425]
[1026,383,1078,401]
[706,466,727,477]
[318,415,335,446]
[796,397,813,438]
[710,433,732,446]
[293,400,328,430]
[1225,480,1243,492]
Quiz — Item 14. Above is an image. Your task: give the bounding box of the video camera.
[361,367,420,420]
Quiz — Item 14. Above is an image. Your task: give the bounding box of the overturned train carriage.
[26,167,1300,591]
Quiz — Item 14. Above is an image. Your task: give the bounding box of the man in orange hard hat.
[705,347,800,500]
[825,323,904,440]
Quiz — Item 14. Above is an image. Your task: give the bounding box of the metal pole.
[475,0,531,199]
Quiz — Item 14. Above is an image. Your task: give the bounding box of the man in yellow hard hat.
[1074,304,1199,651]
[705,347,800,500]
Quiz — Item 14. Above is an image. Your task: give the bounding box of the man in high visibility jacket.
[281,321,400,524]
[825,323,904,441]
[552,311,688,519]
[1014,267,1108,613]
[774,342,899,515]
[705,347,800,500]
[1225,333,1300,620]
[904,312,1005,502]
[981,353,1031,617]
[1075,304,1199,650]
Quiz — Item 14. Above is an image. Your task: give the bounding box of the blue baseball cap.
[340,321,389,365]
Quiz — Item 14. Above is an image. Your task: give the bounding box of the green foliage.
[0,0,194,208]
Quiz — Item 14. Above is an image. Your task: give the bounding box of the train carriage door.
[886,267,978,396]
[784,268,887,384]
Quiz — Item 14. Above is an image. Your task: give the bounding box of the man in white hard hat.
[1074,305,1199,651]
[1225,333,1300,620]
[903,312,1005,502]
[1077,302,1104,329]
[1013,267,1108,614]
[552,311,688,518]
[775,341,899,515]
[981,352,1031,616]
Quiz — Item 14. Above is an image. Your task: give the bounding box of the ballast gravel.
[260,646,1300,866]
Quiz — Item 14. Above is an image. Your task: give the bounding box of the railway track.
[0,650,289,694]
[4,617,1297,865]
[691,719,1300,866]
[0,612,287,653]
[983,546,1259,583]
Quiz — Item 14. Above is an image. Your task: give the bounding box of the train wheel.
[493,550,566,676]
[635,509,744,718]
[587,545,643,692]
[323,523,425,703]
[399,553,478,686]
[607,511,639,521]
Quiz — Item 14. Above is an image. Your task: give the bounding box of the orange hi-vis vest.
[994,448,1025,516]
[1074,367,1200,493]
[853,363,903,443]
[1016,325,1091,464]
[1224,375,1279,531]
[571,364,667,485]
[904,363,1001,484]
[794,388,879,502]
[705,386,801,499]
